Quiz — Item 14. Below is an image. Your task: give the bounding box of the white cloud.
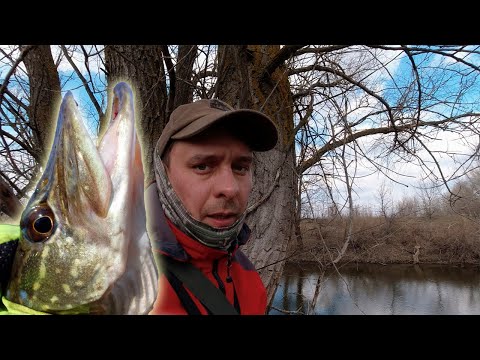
[348,125,479,211]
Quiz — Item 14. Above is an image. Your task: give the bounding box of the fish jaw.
[95,82,158,314]
[6,84,157,314]
[98,82,145,239]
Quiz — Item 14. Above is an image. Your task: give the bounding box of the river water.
[268,262,480,315]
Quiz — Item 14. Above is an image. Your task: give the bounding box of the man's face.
[164,128,253,229]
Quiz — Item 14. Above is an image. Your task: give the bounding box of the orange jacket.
[146,183,267,315]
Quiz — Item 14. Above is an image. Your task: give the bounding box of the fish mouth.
[22,83,138,243]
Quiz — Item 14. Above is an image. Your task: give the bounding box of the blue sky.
[295,47,480,214]
[3,45,480,215]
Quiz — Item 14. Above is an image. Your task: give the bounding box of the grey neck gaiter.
[154,156,245,251]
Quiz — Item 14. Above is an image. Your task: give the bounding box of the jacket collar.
[145,182,251,262]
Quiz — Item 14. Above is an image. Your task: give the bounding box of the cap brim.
[171,109,278,152]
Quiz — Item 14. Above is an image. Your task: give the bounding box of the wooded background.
[2,45,480,306]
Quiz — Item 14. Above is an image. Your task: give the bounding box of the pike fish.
[4,82,158,314]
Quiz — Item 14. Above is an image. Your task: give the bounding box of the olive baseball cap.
[155,98,278,157]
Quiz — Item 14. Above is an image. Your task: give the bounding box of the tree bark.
[104,45,168,184]
[22,45,61,162]
[173,45,197,109]
[216,45,296,308]
[0,176,22,220]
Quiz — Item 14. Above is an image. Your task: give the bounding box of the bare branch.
[293,45,351,57]
[0,45,35,105]
[401,46,422,144]
[0,86,28,111]
[296,113,480,175]
[0,128,38,162]
[161,45,176,117]
[369,45,480,72]
[288,64,394,125]
[293,94,314,136]
[247,164,282,214]
[60,45,104,122]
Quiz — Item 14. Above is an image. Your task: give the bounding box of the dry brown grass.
[288,215,480,265]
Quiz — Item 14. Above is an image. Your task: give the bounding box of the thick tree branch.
[293,45,351,57]
[262,45,305,80]
[296,113,480,175]
[174,45,197,108]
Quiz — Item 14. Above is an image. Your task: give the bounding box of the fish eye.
[21,205,56,243]
[34,216,53,234]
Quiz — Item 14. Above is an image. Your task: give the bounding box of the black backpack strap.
[164,269,203,315]
[161,255,239,315]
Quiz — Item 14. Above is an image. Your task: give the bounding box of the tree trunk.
[294,174,304,248]
[173,45,197,109]
[216,45,296,308]
[22,45,61,162]
[0,177,22,220]
[104,45,168,184]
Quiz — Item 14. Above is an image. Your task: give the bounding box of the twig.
[0,45,35,105]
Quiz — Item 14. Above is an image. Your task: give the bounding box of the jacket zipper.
[212,259,226,295]
[212,254,241,314]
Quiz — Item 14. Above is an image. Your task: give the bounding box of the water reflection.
[269,262,480,315]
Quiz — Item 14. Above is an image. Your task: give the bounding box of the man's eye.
[234,165,249,174]
[194,164,208,171]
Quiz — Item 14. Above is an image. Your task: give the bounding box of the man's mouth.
[206,213,238,228]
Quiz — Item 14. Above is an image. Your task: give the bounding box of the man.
[146,98,278,315]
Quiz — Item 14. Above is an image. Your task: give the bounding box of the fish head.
[6,82,157,314]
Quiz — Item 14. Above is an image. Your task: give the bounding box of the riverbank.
[287,217,480,265]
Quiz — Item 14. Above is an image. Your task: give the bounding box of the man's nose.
[213,166,240,199]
